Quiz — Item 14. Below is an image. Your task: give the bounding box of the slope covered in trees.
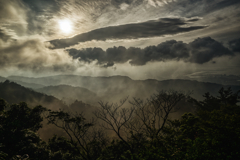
[0,88,239,159]
[0,80,67,110]
[36,85,99,105]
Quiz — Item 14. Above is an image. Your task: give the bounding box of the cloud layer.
[0,37,77,74]
[229,38,240,53]
[67,37,234,67]
[49,17,206,49]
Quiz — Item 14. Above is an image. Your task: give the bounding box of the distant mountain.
[0,76,45,89]
[0,76,6,82]
[8,75,240,102]
[10,80,45,89]
[0,80,67,110]
[189,74,240,86]
[8,75,133,92]
[36,85,99,105]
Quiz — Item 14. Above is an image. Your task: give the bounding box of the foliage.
[193,87,240,112]
[47,110,108,160]
[162,88,240,159]
[0,99,48,159]
[0,151,8,160]
[0,88,239,159]
[48,135,81,160]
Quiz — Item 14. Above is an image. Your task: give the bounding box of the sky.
[0,0,240,81]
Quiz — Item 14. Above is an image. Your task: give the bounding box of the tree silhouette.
[0,99,48,159]
[94,90,187,155]
[0,87,239,159]
[46,110,108,160]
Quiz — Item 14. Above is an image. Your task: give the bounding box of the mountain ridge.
[6,75,240,102]
[0,80,67,110]
[36,84,99,105]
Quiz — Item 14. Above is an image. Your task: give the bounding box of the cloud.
[0,37,77,73]
[165,0,240,17]
[208,0,240,13]
[0,29,14,42]
[1,0,239,43]
[0,0,27,22]
[22,0,60,35]
[111,0,134,6]
[229,38,240,53]
[0,0,29,35]
[189,37,234,64]
[0,0,58,36]
[103,62,115,68]
[67,37,233,67]
[49,17,206,49]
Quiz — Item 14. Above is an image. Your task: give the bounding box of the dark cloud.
[229,38,240,53]
[49,17,206,49]
[208,0,240,13]
[189,37,233,64]
[22,0,60,12]
[0,29,14,42]
[129,40,189,65]
[103,62,115,68]
[67,37,233,67]
[67,40,189,66]
[111,0,134,5]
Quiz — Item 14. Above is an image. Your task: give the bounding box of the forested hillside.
[36,85,99,105]
[0,87,239,160]
[0,80,67,110]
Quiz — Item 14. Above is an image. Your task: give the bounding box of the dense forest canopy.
[0,87,239,160]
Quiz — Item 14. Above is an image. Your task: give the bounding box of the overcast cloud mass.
[0,0,239,82]
[67,37,234,67]
[49,17,206,49]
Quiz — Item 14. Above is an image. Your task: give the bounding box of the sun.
[58,19,72,34]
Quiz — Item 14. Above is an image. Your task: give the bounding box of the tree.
[94,97,135,151]
[0,99,49,159]
[162,88,240,159]
[193,87,240,112]
[129,90,187,140]
[48,135,81,160]
[94,90,187,156]
[46,110,108,160]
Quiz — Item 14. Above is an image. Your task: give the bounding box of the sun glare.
[58,19,72,34]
